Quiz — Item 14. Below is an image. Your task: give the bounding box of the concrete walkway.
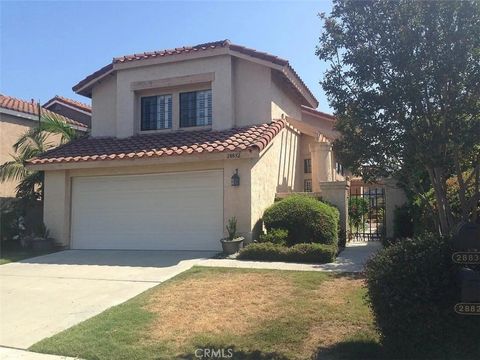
[198,241,382,272]
[0,347,79,360]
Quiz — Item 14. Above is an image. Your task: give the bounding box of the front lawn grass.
[30,267,380,360]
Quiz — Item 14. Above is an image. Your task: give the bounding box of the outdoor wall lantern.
[231,169,240,187]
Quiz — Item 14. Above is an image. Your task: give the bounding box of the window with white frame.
[304,179,312,192]
[141,95,173,130]
[179,89,212,127]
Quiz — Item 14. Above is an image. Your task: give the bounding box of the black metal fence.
[348,187,386,242]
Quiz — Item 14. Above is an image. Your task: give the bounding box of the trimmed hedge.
[263,195,339,246]
[258,228,288,246]
[365,235,480,359]
[238,242,336,264]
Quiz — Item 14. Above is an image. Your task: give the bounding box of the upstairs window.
[141,95,173,130]
[180,89,212,127]
[304,159,312,174]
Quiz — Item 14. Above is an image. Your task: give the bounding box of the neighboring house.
[27,40,344,251]
[43,95,92,128]
[0,94,88,200]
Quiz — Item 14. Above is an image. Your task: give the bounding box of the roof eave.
[26,148,259,171]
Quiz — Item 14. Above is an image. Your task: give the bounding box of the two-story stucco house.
[27,40,346,251]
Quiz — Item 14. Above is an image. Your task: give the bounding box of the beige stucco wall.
[91,73,117,137]
[114,55,234,137]
[384,179,408,238]
[89,54,306,138]
[250,127,301,239]
[232,57,271,126]
[1,113,62,198]
[0,113,35,197]
[43,158,254,247]
[271,75,302,120]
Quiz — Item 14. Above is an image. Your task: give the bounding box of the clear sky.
[0,1,333,112]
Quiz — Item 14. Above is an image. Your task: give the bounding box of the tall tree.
[317,0,480,235]
[0,112,79,200]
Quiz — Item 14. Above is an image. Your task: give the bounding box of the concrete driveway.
[0,250,216,349]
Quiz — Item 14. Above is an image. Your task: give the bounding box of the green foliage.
[365,235,480,358]
[263,195,339,246]
[258,228,288,246]
[348,197,369,233]
[318,0,480,234]
[225,216,238,240]
[0,112,79,201]
[238,242,336,264]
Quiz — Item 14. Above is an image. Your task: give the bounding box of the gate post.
[319,180,350,246]
[384,178,407,239]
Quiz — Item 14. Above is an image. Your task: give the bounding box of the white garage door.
[71,170,224,251]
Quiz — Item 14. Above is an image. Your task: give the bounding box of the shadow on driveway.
[18,249,219,267]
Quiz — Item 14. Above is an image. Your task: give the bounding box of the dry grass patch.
[30,267,380,360]
[144,272,295,345]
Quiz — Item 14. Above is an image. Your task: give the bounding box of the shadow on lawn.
[315,339,384,360]
[175,345,290,360]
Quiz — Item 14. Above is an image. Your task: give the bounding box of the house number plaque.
[227,153,241,159]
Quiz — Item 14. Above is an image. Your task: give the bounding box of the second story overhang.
[72,40,318,109]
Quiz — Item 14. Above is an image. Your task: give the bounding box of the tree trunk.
[426,166,453,236]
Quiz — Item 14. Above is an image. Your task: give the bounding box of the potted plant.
[29,223,54,251]
[220,217,244,255]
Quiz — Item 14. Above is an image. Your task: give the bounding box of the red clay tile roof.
[72,40,318,107]
[301,105,336,122]
[28,120,285,166]
[0,94,88,129]
[43,95,91,113]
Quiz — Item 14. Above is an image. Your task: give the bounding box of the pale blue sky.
[0,1,333,111]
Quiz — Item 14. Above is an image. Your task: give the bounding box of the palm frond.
[14,128,53,157]
[0,158,29,183]
[40,112,78,144]
[16,170,44,201]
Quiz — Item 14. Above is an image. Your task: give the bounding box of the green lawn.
[30,267,381,360]
[0,247,56,265]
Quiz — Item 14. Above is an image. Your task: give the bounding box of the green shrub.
[365,235,480,359]
[238,242,336,264]
[263,195,339,246]
[258,228,288,245]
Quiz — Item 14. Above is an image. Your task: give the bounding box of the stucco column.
[116,73,135,138]
[309,141,333,192]
[212,56,234,130]
[43,170,70,247]
[384,178,407,238]
[319,180,350,245]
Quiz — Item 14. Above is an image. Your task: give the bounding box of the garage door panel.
[71,171,223,250]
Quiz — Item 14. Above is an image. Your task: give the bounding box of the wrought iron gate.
[348,187,386,242]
